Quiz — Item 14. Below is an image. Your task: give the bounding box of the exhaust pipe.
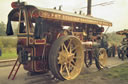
[87,0,92,16]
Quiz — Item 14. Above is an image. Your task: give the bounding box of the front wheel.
[95,48,108,70]
[48,36,84,80]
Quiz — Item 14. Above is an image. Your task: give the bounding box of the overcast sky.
[0,0,128,32]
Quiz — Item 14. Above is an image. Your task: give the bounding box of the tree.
[106,32,124,46]
[0,21,6,36]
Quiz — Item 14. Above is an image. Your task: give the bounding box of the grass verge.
[0,48,17,60]
[105,63,128,80]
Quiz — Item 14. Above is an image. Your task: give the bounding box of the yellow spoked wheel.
[49,36,84,80]
[95,48,107,70]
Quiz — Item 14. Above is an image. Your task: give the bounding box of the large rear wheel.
[49,36,84,80]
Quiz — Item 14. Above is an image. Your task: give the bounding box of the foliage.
[0,21,6,36]
[106,32,124,46]
[0,21,19,36]
[0,37,17,48]
[0,41,4,49]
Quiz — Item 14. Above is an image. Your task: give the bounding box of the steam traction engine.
[116,30,128,60]
[7,1,112,80]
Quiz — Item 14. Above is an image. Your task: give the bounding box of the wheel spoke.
[71,59,76,65]
[63,43,69,53]
[71,45,79,52]
[67,39,72,49]
[60,64,65,74]
[60,64,63,74]
[67,39,73,53]
[65,64,70,77]
[68,63,72,71]
[69,44,72,53]
[69,62,75,68]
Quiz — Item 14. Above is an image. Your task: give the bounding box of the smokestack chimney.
[87,0,92,16]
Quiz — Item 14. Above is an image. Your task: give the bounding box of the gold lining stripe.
[32,10,112,26]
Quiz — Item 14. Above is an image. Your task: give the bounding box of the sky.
[0,0,128,32]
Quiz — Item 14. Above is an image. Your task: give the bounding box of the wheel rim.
[57,38,84,80]
[98,48,107,68]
